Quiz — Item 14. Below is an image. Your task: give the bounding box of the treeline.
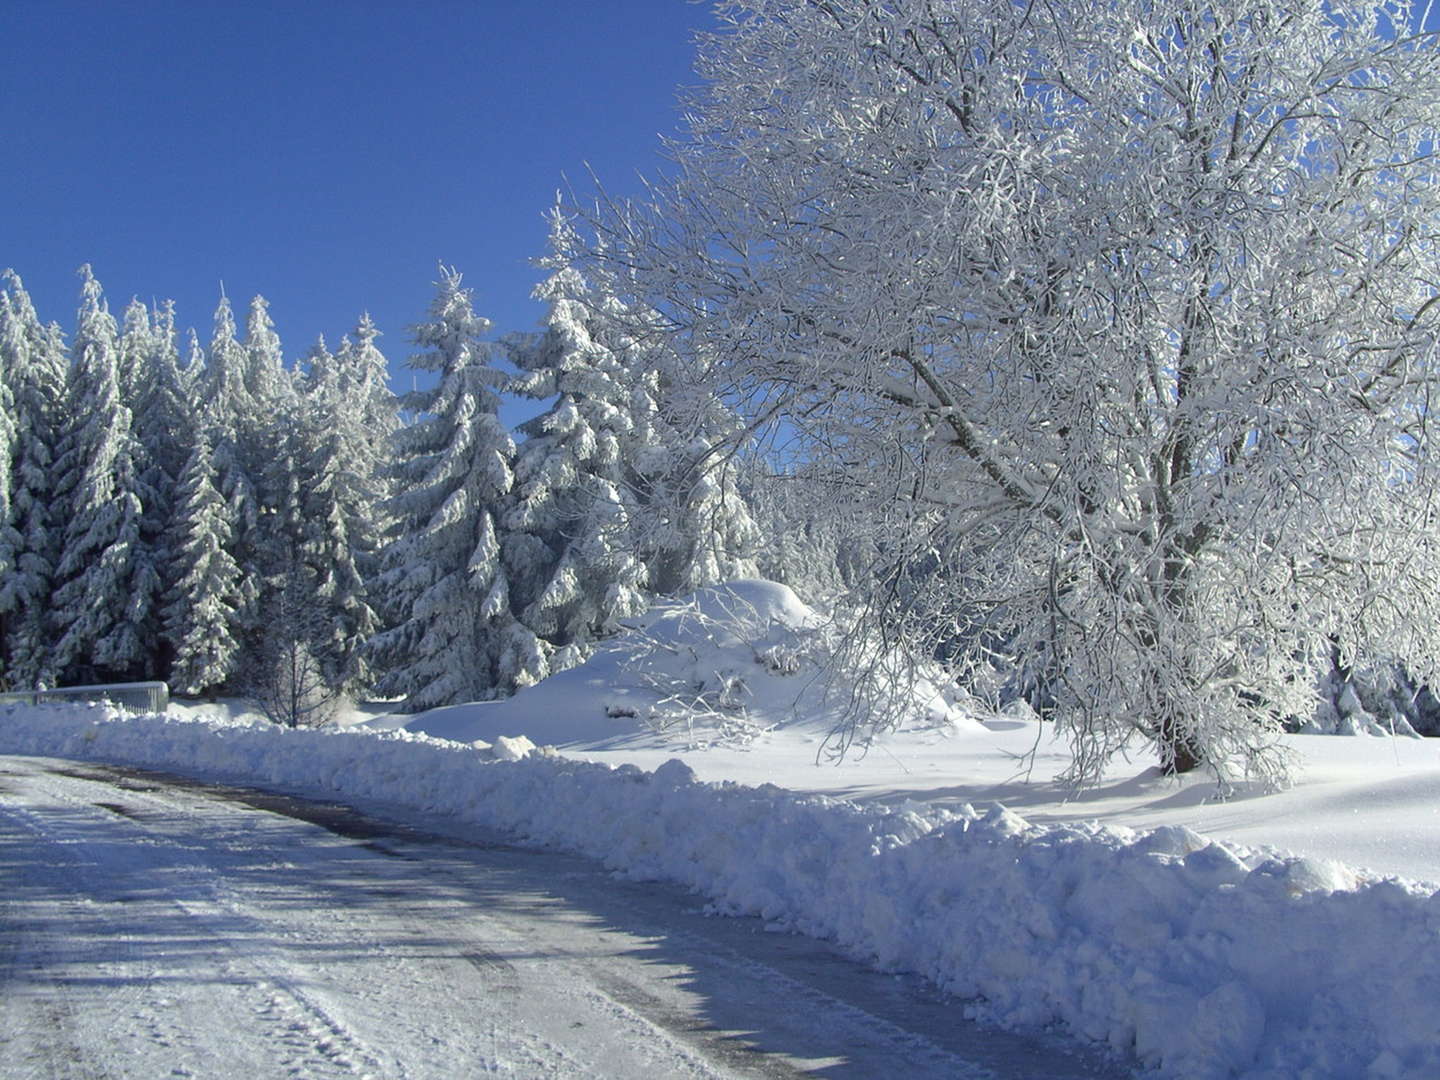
[0,230,761,714]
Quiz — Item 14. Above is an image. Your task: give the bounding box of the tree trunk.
[1158,713,1205,774]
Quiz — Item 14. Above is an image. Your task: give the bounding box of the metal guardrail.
[0,681,170,714]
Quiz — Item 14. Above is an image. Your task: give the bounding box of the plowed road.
[0,755,1124,1078]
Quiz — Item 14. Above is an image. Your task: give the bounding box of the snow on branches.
[565,0,1440,780]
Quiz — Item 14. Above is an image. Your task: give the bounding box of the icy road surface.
[0,756,1125,1079]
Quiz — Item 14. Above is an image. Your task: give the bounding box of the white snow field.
[4,580,1440,1078]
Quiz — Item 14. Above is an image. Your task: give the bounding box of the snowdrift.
[370,580,970,749]
[2,702,1437,1079]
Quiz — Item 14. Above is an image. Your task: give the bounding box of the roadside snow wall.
[2,703,1436,1079]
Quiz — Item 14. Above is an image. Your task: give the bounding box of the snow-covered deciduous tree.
[49,266,157,684]
[369,266,542,709]
[163,431,244,694]
[243,505,347,729]
[572,0,1440,781]
[0,272,67,687]
[248,627,340,728]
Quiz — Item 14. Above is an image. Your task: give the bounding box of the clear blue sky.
[8,0,1439,398]
[2,0,720,393]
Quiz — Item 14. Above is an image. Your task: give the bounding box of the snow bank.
[3,702,1437,1078]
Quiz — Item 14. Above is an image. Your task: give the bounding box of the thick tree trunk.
[1158,713,1205,774]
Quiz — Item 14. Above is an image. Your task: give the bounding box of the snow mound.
[4,702,1440,1079]
[378,580,970,750]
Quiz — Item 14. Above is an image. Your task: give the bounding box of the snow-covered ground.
[4,580,1440,1078]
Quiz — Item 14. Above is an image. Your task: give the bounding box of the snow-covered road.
[0,756,1122,1079]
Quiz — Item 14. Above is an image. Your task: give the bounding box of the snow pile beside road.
[2,703,1437,1078]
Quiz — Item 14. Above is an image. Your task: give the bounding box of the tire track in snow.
[0,761,388,1079]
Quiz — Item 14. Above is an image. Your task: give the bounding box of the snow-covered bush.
[605,580,965,753]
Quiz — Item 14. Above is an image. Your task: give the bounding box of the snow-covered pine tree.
[297,315,396,694]
[242,294,290,418]
[299,419,381,695]
[110,297,178,679]
[199,294,263,664]
[132,302,198,671]
[503,215,653,667]
[0,272,68,687]
[641,417,761,596]
[49,266,157,684]
[302,335,338,401]
[368,266,543,709]
[163,429,244,694]
[332,313,399,497]
[624,332,760,597]
[0,304,17,582]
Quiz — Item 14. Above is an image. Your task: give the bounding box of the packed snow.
[5,580,1440,1079]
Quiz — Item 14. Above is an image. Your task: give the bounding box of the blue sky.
[8,0,1439,399]
[2,0,719,393]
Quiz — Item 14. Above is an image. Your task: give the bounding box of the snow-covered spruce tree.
[241,294,291,420]
[131,301,196,519]
[502,214,656,668]
[163,429,244,694]
[525,219,761,600]
[368,267,543,709]
[298,421,382,695]
[199,294,262,645]
[0,292,20,688]
[130,300,198,677]
[639,395,762,597]
[0,299,17,612]
[575,0,1440,781]
[241,294,307,603]
[242,455,345,728]
[258,352,386,699]
[744,460,873,608]
[331,313,401,503]
[302,334,337,399]
[310,314,399,690]
[0,273,68,687]
[107,297,186,678]
[49,266,158,684]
